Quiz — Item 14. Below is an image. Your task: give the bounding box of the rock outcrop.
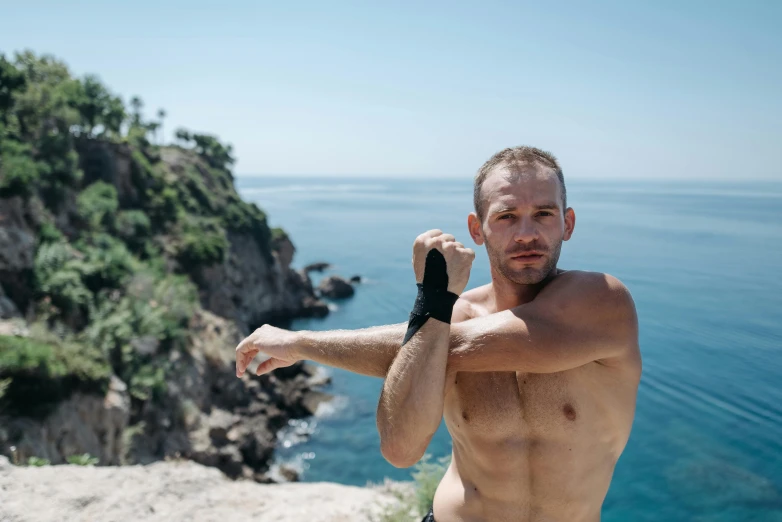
[0,376,130,465]
[119,310,332,481]
[303,262,331,273]
[0,142,332,480]
[0,196,39,315]
[318,275,355,299]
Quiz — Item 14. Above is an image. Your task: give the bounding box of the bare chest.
[444,369,597,441]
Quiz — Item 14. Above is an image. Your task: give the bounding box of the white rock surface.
[0,457,408,522]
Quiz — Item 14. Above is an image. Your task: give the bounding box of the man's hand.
[235,324,301,377]
[413,229,475,295]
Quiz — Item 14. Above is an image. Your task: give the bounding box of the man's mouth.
[511,252,544,262]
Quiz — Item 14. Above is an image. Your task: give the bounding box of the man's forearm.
[376,319,450,467]
[295,323,407,377]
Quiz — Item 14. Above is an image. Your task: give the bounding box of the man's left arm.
[241,273,637,377]
[447,272,640,375]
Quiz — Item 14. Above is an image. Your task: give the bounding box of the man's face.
[468,165,575,285]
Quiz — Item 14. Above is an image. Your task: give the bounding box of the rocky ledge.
[0,456,412,522]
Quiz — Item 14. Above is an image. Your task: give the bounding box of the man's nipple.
[563,403,577,421]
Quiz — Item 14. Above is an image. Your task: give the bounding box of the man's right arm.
[296,322,408,378]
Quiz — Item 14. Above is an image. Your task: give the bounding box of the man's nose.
[513,216,539,243]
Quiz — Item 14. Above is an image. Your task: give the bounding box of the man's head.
[468,146,576,285]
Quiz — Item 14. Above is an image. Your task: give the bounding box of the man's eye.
[537,212,553,217]
[499,214,514,220]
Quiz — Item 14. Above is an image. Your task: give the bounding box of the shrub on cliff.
[85,270,196,400]
[33,242,93,319]
[0,335,111,414]
[73,233,137,292]
[115,210,151,252]
[77,181,119,230]
[0,137,39,198]
[175,217,229,270]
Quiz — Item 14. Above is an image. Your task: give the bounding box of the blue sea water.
[237,176,782,522]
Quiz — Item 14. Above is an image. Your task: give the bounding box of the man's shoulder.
[549,270,632,298]
[547,271,640,368]
[544,270,636,322]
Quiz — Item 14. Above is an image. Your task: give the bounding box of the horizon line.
[235,173,782,182]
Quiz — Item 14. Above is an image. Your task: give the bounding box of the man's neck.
[489,267,562,312]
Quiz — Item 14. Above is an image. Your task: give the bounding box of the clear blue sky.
[2,0,780,179]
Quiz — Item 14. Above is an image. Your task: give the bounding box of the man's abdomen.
[436,368,630,521]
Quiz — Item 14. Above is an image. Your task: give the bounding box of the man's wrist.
[292,330,310,361]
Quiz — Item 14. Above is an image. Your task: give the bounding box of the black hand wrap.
[402,249,460,346]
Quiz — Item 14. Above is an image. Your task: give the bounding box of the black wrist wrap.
[402,249,460,346]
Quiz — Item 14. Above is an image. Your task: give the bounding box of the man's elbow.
[380,439,429,468]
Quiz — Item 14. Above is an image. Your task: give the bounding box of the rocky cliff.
[0,51,333,481]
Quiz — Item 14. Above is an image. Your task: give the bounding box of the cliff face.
[0,50,336,481]
[0,129,328,480]
[73,141,324,333]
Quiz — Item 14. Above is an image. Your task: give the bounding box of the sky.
[1,0,780,180]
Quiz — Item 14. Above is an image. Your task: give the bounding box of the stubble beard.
[485,236,563,285]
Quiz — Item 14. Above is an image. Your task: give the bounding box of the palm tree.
[130,96,143,127]
[157,108,166,145]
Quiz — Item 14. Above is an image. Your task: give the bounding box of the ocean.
[237,176,782,522]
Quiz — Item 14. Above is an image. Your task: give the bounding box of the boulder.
[317,276,355,299]
[303,262,330,273]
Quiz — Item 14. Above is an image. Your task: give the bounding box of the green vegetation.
[176,217,229,270]
[26,456,50,466]
[0,377,11,401]
[115,210,151,252]
[0,49,286,433]
[66,453,99,466]
[0,335,111,413]
[175,128,235,171]
[77,181,119,230]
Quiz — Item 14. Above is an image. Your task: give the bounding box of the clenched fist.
[413,229,475,296]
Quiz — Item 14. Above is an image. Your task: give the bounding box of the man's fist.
[235,324,301,377]
[413,229,475,296]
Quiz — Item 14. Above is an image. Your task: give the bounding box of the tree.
[130,96,143,127]
[190,133,235,170]
[157,108,166,145]
[172,128,234,170]
[74,75,126,138]
[0,54,26,123]
[175,128,191,144]
[6,51,83,200]
[146,121,160,144]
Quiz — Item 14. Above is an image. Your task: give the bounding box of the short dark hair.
[473,146,566,221]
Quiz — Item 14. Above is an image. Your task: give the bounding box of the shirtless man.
[235,146,641,522]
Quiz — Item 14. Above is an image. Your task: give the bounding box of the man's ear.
[563,207,576,241]
[468,212,484,245]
